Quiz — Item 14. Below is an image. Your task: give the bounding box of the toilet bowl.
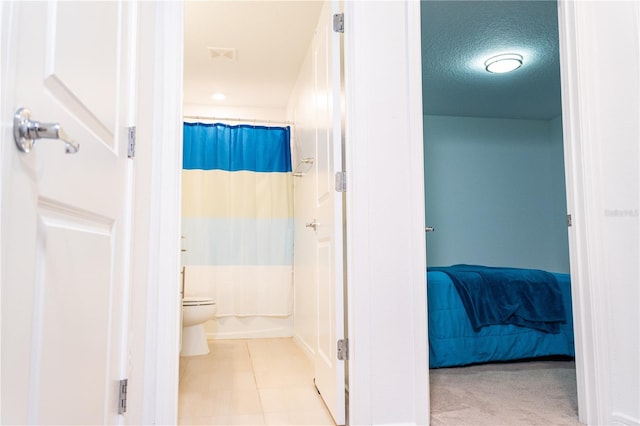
[181,297,216,356]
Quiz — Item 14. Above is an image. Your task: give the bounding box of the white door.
[1,2,136,424]
[311,2,346,424]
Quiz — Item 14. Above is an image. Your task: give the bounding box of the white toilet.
[181,297,216,356]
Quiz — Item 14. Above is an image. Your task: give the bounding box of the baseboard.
[292,334,315,360]
[612,412,640,426]
[204,315,294,339]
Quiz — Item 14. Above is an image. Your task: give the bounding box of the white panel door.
[1,2,136,424]
[312,2,346,424]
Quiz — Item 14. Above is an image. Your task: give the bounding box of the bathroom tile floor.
[178,338,336,426]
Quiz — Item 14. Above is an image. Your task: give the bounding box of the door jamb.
[135,1,183,424]
[557,1,611,424]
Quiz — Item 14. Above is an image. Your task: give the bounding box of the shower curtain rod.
[183,115,294,126]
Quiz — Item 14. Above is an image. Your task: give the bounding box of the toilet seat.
[183,297,215,307]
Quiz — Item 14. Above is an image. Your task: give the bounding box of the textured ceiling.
[183,1,562,120]
[421,0,562,120]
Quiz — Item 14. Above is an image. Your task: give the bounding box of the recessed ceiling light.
[485,53,523,74]
[211,93,226,101]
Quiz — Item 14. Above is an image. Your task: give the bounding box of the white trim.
[557,1,612,424]
[344,2,428,424]
[140,2,184,424]
[405,2,430,424]
[204,317,293,340]
[612,413,640,426]
[293,334,315,362]
[343,3,373,423]
[0,3,11,423]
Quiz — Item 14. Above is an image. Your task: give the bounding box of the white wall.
[287,33,318,356]
[559,1,639,424]
[183,104,287,124]
[130,2,184,423]
[345,2,429,424]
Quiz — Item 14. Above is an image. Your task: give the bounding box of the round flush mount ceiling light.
[484,53,523,74]
[211,93,226,101]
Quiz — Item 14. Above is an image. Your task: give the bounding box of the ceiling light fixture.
[484,53,523,74]
[211,93,226,101]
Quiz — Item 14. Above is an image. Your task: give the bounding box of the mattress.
[427,270,575,368]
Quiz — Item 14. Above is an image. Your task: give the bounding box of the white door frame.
[557,1,631,424]
[341,2,429,424]
[125,1,184,423]
[557,1,603,423]
[138,2,184,421]
[139,1,611,425]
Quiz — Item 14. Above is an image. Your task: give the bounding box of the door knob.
[305,220,318,231]
[13,107,80,154]
[425,226,435,232]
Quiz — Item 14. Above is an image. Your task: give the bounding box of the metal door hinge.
[335,171,347,192]
[333,13,344,33]
[567,214,572,227]
[127,126,136,158]
[337,338,349,361]
[118,378,128,415]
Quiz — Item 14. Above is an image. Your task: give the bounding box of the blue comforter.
[428,265,566,333]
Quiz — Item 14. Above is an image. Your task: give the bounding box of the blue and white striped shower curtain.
[182,122,294,317]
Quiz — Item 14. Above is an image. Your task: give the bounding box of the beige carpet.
[430,360,581,426]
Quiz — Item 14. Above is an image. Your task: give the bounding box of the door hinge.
[335,171,347,192]
[118,378,128,415]
[333,13,344,33]
[567,214,572,227]
[127,126,136,158]
[337,338,349,361]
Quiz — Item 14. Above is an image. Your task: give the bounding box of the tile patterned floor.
[178,338,336,426]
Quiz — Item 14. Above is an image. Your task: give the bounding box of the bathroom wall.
[183,104,287,124]
[286,21,320,358]
[423,114,570,273]
[182,103,294,339]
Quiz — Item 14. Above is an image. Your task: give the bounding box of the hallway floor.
[178,338,335,425]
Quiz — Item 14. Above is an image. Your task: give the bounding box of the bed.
[427,265,575,368]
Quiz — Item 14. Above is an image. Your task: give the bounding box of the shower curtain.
[182,122,294,317]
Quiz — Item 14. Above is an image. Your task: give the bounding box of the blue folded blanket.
[428,265,566,333]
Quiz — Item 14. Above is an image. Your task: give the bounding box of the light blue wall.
[424,115,570,273]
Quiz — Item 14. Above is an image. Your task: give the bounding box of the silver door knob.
[305,220,318,231]
[425,226,435,232]
[13,107,80,154]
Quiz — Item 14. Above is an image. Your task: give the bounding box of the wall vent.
[208,47,237,61]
